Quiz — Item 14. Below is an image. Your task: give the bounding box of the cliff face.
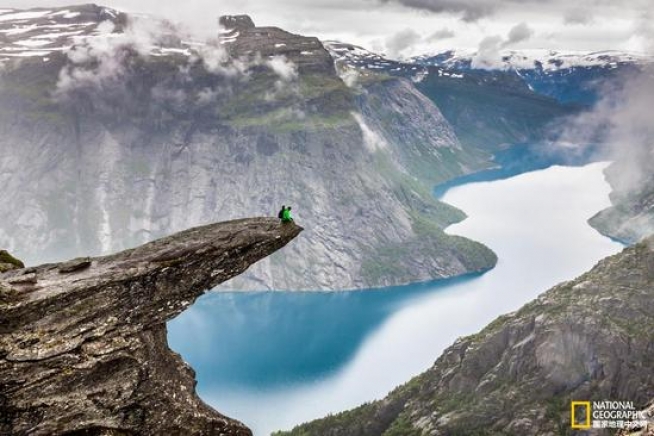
[0,218,302,436]
[325,41,577,152]
[589,161,654,244]
[0,6,496,290]
[414,69,577,151]
[278,237,654,436]
[218,14,335,74]
[355,78,484,185]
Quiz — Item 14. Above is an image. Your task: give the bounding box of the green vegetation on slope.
[221,72,355,132]
[416,71,577,151]
[360,153,497,287]
[279,239,654,435]
[0,250,24,272]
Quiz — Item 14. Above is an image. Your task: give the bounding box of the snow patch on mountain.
[412,48,654,71]
[0,10,53,22]
[325,40,431,82]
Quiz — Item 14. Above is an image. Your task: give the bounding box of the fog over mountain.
[2,0,651,57]
[556,5,654,243]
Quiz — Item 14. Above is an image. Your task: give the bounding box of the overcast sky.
[3,0,653,58]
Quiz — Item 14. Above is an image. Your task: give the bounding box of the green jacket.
[282,208,293,221]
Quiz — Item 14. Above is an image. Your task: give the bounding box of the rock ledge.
[0,218,302,436]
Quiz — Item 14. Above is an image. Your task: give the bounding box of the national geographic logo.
[571,401,648,430]
[571,401,591,429]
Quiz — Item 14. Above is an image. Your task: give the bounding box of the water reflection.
[168,273,481,390]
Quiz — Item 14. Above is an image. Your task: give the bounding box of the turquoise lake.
[168,156,623,435]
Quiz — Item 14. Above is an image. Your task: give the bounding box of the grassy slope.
[360,152,496,286]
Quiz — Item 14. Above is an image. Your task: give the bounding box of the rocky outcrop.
[0,218,302,436]
[617,402,654,435]
[0,251,24,274]
[219,15,334,73]
[278,237,654,436]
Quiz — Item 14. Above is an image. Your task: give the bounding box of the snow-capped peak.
[0,5,126,60]
[412,48,654,71]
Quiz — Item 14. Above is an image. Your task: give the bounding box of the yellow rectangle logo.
[571,401,591,429]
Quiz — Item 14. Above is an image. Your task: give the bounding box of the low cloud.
[56,16,185,94]
[267,55,298,82]
[381,27,456,59]
[56,15,256,97]
[470,22,534,69]
[263,55,299,100]
[385,28,421,59]
[338,67,361,88]
[191,43,250,78]
[379,0,495,22]
[351,112,388,152]
[427,28,456,41]
[563,8,593,25]
[559,69,654,191]
[470,35,504,69]
[557,1,654,190]
[505,22,533,46]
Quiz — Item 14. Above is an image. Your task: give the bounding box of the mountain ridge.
[0,6,498,291]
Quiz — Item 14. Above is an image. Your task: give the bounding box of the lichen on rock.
[0,249,24,273]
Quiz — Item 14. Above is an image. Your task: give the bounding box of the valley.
[1,3,654,436]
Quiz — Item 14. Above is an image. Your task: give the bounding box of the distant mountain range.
[327,41,652,105]
[327,41,579,150]
[412,48,652,71]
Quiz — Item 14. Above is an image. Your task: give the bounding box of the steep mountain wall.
[325,41,579,151]
[0,7,495,290]
[414,70,577,150]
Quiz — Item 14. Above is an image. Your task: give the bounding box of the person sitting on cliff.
[278,205,286,221]
[281,206,294,224]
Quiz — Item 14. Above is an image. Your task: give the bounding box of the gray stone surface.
[219,15,334,73]
[0,218,302,436]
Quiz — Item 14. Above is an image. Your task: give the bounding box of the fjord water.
[168,161,623,435]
